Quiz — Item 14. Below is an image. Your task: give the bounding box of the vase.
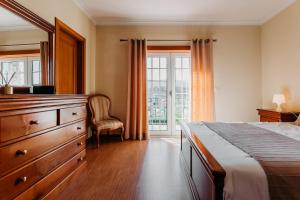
[3,85,13,95]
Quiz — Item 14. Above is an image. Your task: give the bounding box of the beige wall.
[0,29,47,51]
[15,0,96,93]
[96,26,262,122]
[15,0,300,122]
[261,1,300,110]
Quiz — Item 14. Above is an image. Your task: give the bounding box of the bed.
[180,121,300,200]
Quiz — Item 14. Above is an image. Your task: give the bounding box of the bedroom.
[0,0,299,199]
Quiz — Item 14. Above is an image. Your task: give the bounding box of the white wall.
[96,26,262,122]
[261,1,300,111]
[15,0,96,93]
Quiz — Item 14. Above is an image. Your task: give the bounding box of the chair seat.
[95,119,123,132]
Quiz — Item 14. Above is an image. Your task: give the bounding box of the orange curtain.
[125,39,148,140]
[191,39,215,121]
[40,41,49,85]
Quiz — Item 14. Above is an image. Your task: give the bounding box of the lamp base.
[276,104,282,112]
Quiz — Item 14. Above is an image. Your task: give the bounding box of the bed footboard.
[181,128,225,200]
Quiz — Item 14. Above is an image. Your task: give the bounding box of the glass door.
[147,52,191,136]
[147,53,171,135]
[172,53,192,134]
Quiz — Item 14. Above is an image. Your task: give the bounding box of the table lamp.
[272,94,286,112]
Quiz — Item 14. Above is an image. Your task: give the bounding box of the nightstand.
[257,109,300,122]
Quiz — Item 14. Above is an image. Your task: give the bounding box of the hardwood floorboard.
[58,137,192,200]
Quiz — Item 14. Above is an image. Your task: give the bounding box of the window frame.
[0,57,28,86]
[0,55,42,86]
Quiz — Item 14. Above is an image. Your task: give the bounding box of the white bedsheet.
[182,122,300,200]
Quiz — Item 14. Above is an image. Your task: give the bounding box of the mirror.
[0,3,54,90]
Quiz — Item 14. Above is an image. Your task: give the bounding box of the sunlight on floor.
[159,137,181,146]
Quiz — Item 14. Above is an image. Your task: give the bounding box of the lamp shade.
[272,94,286,105]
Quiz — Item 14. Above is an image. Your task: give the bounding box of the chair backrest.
[89,94,111,123]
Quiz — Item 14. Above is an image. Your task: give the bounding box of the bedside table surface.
[257,109,300,122]
[257,108,300,114]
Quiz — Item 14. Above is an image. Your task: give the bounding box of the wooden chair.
[88,94,124,148]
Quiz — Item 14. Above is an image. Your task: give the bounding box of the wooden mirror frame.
[0,0,55,85]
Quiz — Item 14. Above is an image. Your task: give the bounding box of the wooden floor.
[58,137,192,200]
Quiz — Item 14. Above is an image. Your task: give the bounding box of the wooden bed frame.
[181,127,226,200]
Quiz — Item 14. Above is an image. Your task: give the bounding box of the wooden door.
[55,18,86,94]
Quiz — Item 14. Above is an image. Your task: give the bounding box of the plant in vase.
[0,72,16,95]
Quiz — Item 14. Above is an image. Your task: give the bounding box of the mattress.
[181,121,300,200]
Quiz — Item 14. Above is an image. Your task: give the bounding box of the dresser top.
[0,94,88,112]
[0,94,88,99]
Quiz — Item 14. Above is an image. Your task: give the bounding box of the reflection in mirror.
[0,7,48,87]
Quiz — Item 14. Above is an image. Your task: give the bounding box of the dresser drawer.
[15,150,86,200]
[60,106,86,125]
[0,110,57,143]
[0,120,86,177]
[0,135,86,199]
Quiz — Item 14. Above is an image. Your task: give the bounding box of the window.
[0,56,41,86]
[147,54,169,132]
[147,52,191,135]
[174,55,192,131]
[31,59,41,85]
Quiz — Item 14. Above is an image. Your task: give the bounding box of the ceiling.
[74,0,295,25]
[0,7,35,31]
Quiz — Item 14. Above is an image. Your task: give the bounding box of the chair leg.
[96,132,100,148]
[121,127,124,142]
[92,130,96,144]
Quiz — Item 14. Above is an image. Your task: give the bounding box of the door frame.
[55,18,86,94]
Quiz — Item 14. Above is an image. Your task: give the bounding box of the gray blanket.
[203,122,300,200]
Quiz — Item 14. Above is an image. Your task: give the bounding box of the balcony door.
[147,52,191,136]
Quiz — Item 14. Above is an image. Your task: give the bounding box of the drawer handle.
[16,149,28,156]
[30,120,39,125]
[72,112,78,116]
[77,141,84,146]
[16,176,27,184]
[78,157,84,162]
[77,127,82,130]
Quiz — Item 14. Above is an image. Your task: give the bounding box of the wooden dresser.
[0,95,88,199]
[257,109,300,122]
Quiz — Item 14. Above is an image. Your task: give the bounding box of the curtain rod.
[0,42,40,47]
[120,39,217,42]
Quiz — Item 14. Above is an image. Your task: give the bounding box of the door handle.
[169,90,172,96]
